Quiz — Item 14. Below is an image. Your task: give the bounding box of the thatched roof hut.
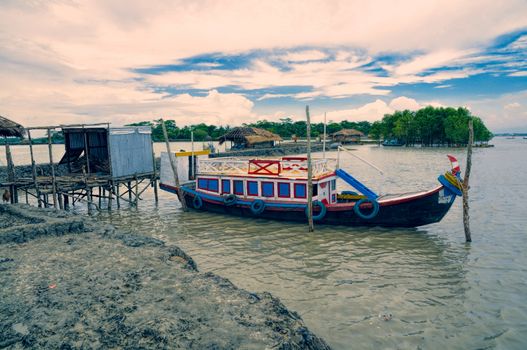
[331,129,364,143]
[0,115,25,138]
[218,127,282,149]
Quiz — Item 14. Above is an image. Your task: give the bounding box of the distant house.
[331,129,365,144]
[218,127,282,149]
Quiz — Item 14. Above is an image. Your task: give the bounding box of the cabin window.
[312,184,318,196]
[222,179,231,194]
[234,180,244,195]
[208,179,219,192]
[197,178,219,192]
[278,182,290,198]
[332,194,336,203]
[198,178,208,190]
[294,183,307,198]
[331,179,336,191]
[247,181,258,196]
[261,182,274,197]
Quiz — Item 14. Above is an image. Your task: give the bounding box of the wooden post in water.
[47,128,58,208]
[161,119,187,211]
[461,119,474,242]
[306,106,314,232]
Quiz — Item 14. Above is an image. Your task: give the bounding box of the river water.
[5,137,527,348]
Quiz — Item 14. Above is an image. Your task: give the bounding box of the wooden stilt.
[306,106,314,232]
[47,128,58,208]
[27,130,43,207]
[107,183,113,210]
[150,131,159,204]
[4,137,15,203]
[128,181,132,203]
[116,182,121,209]
[134,174,139,206]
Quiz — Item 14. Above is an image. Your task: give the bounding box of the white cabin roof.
[198,156,336,179]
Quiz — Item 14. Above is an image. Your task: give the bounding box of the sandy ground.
[0,204,331,349]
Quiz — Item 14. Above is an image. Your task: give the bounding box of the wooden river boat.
[160,154,462,228]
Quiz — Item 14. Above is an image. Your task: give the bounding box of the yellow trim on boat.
[175,150,211,157]
[337,194,367,200]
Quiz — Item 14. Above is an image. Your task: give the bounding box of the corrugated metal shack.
[60,126,154,178]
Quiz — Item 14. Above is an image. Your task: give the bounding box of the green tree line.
[127,106,492,145]
[126,120,231,142]
[369,106,493,146]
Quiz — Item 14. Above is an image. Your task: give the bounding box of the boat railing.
[198,157,336,178]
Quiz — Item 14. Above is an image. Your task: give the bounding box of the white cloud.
[466,91,527,131]
[509,71,527,77]
[392,50,476,76]
[504,102,521,110]
[389,96,420,111]
[281,50,328,62]
[311,96,422,123]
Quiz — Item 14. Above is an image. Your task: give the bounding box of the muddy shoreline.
[0,204,331,349]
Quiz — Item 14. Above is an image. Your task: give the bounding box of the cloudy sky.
[1,0,526,132]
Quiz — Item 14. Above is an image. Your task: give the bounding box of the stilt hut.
[59,126,154,177]
[218,127,282,150]
[331,129,364,144]
[0,115,25,203]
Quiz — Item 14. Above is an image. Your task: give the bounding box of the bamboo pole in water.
[306,106,314,232]
[462,119,474,242]
[161,119,187,211]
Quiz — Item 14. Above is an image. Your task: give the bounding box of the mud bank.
[0,204,331,349]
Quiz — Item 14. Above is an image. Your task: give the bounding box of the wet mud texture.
[0,204,331,349]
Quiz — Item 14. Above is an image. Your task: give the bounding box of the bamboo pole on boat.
[461,119,473,242]
[306,106,314,232]
[161,119,187,211]
[323,112,327,159]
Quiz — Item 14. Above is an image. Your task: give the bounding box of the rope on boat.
[338,146,384,175]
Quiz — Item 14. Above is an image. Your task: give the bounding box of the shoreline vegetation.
[4,106,493,148]
[0,204,331,349]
